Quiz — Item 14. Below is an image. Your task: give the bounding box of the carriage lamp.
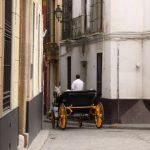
[55,5,63,22]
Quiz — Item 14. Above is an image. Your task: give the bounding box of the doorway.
[97,53,102,96]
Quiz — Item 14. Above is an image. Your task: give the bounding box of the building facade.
[43,0,61,114]
[0,0,43,149]
[60,0,150,124]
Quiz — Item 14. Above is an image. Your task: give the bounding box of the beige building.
[0,0,43,149]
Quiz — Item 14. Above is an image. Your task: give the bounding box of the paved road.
[40,124,150,150]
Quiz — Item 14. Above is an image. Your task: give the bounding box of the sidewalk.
[27,130,49,150]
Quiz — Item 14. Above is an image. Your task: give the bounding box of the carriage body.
[50,90,104,129]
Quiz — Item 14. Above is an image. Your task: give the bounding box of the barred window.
[90,0,102,33]
[3,0,12,111]
[62,0,72,40]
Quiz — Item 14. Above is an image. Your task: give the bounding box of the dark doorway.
[67,56,71,89]
[97,53,102,96]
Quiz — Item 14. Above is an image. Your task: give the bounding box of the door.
[97,53,102,96]
[67,56,71,89]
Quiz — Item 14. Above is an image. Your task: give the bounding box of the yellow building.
[0,0,43,149]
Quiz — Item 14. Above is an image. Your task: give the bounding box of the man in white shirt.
[71,74,84,90]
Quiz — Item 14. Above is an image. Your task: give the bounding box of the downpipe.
[117,47,120,123]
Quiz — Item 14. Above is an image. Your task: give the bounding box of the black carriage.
[50,90,104,129]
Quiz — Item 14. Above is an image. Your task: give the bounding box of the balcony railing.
[71,15,83,38]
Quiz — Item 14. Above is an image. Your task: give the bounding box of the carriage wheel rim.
[59,104,66,129]
[95,103,103,128]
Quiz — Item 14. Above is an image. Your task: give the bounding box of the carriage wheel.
[58,103,67,129]
[95,102,104,128]
[50,110,55,129]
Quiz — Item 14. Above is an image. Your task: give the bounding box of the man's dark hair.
[76,74,80,79]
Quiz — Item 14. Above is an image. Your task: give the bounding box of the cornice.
[60,31,150,47]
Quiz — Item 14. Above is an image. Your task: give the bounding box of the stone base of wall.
[102,99,150,124]
[0,108,19,150]
[26,92,43,145]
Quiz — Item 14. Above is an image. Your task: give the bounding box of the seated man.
[71,74,84,91]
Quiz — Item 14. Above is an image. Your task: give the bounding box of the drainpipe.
[117,46,120,123]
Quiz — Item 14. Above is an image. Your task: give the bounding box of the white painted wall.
[60,0,150,100]
[143,40,150,98]
[86,44,96,90]
[117,40,142,99]
[60,46,68,91]
[71,46,81,81]
[111,0,143,32]
[102,41,111,98]
[143,0,150,31]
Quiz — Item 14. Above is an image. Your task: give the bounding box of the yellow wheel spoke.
[59,104,66,129]
[95,103,104,128]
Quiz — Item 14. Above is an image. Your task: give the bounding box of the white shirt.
[71,79,84,91]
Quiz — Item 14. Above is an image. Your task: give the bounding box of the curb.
[103,124,150,130]
[27,130,49,150]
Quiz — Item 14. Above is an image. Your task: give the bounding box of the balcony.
[71,15,83,38]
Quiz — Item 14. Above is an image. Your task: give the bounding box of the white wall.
[117,40,142,99]
[111,0,143,32]
[60,46,68,91]
[143,40,150,98]
[143,0,150,31]
[102,41,111,98]
[60,0,150,100]
[142,0,150,99]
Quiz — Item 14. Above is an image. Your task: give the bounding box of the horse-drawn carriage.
[50,89,104,129]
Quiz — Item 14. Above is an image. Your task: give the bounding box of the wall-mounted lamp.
[55,5,63,22]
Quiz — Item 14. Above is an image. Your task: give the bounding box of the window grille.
[62,0,72,39]
[90,0,102,33]
[3,0,12,111]
[72,15,82,38]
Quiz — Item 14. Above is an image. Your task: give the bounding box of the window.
[3,0,12,110]
[62,0,72,39]
[90,0,102,33]
[97,53,102,96]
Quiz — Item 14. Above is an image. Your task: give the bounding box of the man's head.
[76,74,80,79]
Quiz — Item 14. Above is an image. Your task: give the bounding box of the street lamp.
[55,5,63,22]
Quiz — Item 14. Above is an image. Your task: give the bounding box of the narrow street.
[30,121,150,150]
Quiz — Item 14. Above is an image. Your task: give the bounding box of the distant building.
[60,0,150,123]
[43,0,61,114]
[0,0,43,149]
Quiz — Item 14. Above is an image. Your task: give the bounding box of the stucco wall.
[102,41,111,98]
[111,0,143,32]
[143,40,150,99]
[143,0,150,31]
[60,46,68,91]
[116,40,142,99]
